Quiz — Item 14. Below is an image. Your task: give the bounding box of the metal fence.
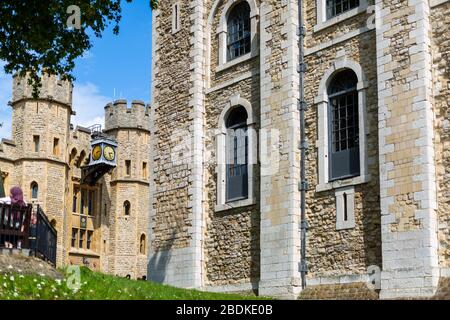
[30,206,57,266]
[0,203,31,249]
[0,203,57,266]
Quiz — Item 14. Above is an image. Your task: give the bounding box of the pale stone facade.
[0,74,150,279]
[150,0,450,299]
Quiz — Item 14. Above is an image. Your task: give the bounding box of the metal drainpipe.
[297,0,309,290]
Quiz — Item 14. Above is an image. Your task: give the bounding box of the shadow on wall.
[147,229,176,283]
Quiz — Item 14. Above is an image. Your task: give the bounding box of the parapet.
[104,100,151,132]
[12,73,73,107]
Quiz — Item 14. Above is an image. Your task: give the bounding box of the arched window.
[50,219,57,228]
[328,69,360,180]
[225,106,248,202]
[124,201,131,216]
[227,1,251,61]
[31,182,38,199]
[140,234,146,255]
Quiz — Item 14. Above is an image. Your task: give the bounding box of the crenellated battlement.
[104,100,151,132]
[12,73,73,107]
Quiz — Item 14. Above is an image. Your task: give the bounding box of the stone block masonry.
[376,0,439,298]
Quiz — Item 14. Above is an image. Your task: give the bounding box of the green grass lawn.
[0,267,267,300]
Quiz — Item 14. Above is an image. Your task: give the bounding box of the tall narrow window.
[227,2,251,61]
[140,234,146,255]
[33,135,40,153]
[226,106,249,202]
[326,0,360,20]
[124,201,131,216]
[71,228,78,248]
[72,187,79,213]
[125,160,131,176]
[53,138,60,156]
[328,69,360,180]
[172,3,181,33]
[79,230,86,249]
[31,182,38,199]
[142,162,148,179]
[88,191,95,216]
[87,231,93,250]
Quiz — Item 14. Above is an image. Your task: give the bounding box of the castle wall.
[431,1,450,270]
[149,0,201,288]
[1,74,150,277]
[203,0,261,288]
[303,0,382,279]
[376,0,439,298]
[258,0,302,298]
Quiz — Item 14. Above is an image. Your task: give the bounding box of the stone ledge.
[298,283,379,300]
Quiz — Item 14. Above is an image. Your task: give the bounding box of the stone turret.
[102,99,150,278]
[12,73,73,109]
[104,100,151,132]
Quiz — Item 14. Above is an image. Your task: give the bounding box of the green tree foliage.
[0,0,159,95]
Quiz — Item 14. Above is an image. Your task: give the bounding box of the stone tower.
[10,73,73,265]
[104,100,151,278]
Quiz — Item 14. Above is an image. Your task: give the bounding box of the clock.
[92,145,102,161]
[103,145,116,162]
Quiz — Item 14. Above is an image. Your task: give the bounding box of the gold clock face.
[103,145,116,161]
[92,145,102,161]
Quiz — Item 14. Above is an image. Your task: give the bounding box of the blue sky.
[0,2,153,139]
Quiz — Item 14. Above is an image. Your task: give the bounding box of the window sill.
[215,197,256,212]
[69,248,100,257]
[314,4,368,33]
[316,174,370,192]
[216,51,258,73]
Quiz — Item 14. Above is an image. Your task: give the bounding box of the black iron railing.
[0,203,31,249]
[0,203,57,266]
[30,206,57,266]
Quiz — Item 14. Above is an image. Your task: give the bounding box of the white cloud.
[72,82,112,129]
[0,61,13,139]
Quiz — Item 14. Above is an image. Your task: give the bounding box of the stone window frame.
[315,56,370,192]
[215,95,257,212]
[314,0,368,33]
[335,186,356,230]
[30,181,39,199]
[172,2,181,34]
[215,0,259,72]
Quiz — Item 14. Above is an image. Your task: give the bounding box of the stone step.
[0,247,32,258]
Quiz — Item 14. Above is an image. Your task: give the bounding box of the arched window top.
[124,201,131,216]
[31,182,38,199]
[226,106,248,129]
[226,1,251,61]
[328,69,358,96]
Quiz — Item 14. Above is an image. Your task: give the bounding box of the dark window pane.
[326,0,360,19]
[328,70,360,180]
[226,106,249,202]
[227,2,251,61]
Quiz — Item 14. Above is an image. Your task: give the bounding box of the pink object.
[10,186,25,207]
